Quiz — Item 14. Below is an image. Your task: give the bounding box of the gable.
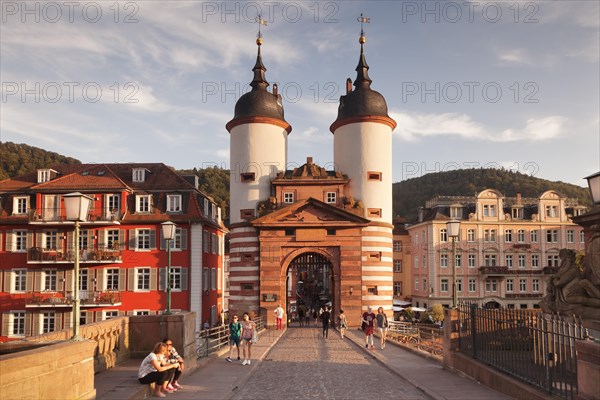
[252,197,369,227]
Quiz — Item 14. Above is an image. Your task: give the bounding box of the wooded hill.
[1,143,590,222]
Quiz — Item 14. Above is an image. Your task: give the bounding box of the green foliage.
[0,142,80,180]
[393,168,590,220]
[178,166,230,220]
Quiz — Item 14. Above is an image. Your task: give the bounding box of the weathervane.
[357,13,370,39]
[255,14,267,45]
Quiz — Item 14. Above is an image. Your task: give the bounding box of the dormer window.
[167,194,182,213]
[136,195,152,213]
[132,168,147,183]
[545,205,558,218]
[483,204,496,217]
[37,169,56,183]
[283,192,295,204]
[450,206,462,219]
[512,207,523,220]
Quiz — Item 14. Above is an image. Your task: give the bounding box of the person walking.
[362,306,376,350]
[337,309,348,339]
[376,307,389,349]
[298,307,305,327]
[274,304,285,330]
[321,306,331,338]
[226,315,242,362]
[240,312,257,365]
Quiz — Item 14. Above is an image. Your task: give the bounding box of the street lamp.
[585,172,600,205]
[161,221,177,315]
[63,192,93,340]
[446,219,461,308]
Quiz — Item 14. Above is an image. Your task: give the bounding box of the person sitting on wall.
[138,342,180,398]
[163,337,184,390]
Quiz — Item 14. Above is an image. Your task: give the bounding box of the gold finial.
[255,14,267,46]
[357,13,370,44]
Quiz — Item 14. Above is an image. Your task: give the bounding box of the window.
[103,310,118,320]
[393,282,402,296]
[440,229,448,242]
[170,267,182,290]
[546,229,559,243]
[79,269,88,291]
[533,279,540,292]
[532,254,539,268]
[440,279,449,292]
[132,168,146,182]
[414,256,419,269]
[211,268,217,290]
[136,195,151,213]
[393,260,402,272]
[505,255,513,268]
[211,233,218,254]
[455,254,462,268]
[545,205,558,218]
[14,230,28,252]
[456,279,462,292]
[504,230,513,242]
[580,230,585,243]
[241,283,253,291]
[166,227,186,250]
[43,230,58,250]
[423,278,427,292]
[483,204,496,217]
[325,192,336,204]
[240,172,255,182]
[531,230,538,242]
[506,279,514,292]
[283,192,294,204]
[167,195,182,212]
[106,229,120,249]
[440,253,449,268]
[38,169,52,183]
[519,279,527,292]
[484,254,497,267]
[518,255,526,269]
[450,207,462,218]
[547,255,559,267]
[414,278,419,291]
[327,229,336,236]
[468,254,476,268]
[567,230,574,243]
[517,230,525,243]
[13,196,28,215]
[136,229,153,250]
[485,279,498,292]
[136,268,150,291]
[367,171,382,181]
[11,312,25,336]
[13,269,27,292]
[393,241,402,252]
[284,228,295,236]
[467,229,475,242]
[422,255,426,269]
[134,310,150,316]
[367,286,378,295]
[468,278,476,292]
[240,209,254,219]
[106,268,119,290]
[78,229,89,251]
[42,312,55,333]
[43,270,57,291]
[484,229,496,242]
[367,208,382,218]
[512,208,523,220]
[106,194,120,217]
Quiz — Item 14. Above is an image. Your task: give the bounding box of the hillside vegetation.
[1,144,590,222]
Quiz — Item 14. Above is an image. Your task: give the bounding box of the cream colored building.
[408,189,587,309]
[393,217,412,301]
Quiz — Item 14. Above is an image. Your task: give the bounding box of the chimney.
[346,78,352,94]
[516,193,522,206]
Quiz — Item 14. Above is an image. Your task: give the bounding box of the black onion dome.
[330,39,395,132]
[227,43,289,131]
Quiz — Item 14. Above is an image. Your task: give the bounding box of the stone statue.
[540,246,600,320]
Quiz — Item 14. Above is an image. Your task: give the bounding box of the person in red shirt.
[362,306,376,350]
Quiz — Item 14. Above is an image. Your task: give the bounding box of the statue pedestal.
[575,338,600,400]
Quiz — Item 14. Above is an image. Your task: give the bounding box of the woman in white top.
[240,312,257,366]
[138,342,180,397]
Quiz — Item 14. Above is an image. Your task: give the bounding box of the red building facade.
[0,163,226,341]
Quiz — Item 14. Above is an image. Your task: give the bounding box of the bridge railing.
[195,315,267,358]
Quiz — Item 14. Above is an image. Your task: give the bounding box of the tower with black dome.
[227,35,292,314]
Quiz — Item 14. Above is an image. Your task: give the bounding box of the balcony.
[25,290,122,307]
[27,246,123,264]
[479,266,546,276]
[28,208,121,225]
[504,293,543,299]
[479,266,509,276]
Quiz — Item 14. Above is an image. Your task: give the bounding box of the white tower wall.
[333,121,393,224]
[230,122,288,224]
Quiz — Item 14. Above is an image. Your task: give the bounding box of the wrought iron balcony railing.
[28,208,122,223]
[25,290,122,307]
[27,246,123,264]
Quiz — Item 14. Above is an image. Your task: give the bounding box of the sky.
[1,1,599,187]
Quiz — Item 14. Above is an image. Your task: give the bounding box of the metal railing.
[386,321,443,357]
[25,290,122,307]
[457,303,589,400]
[195,315,266,359]
[27,246,123,263]
[28,208,121,223]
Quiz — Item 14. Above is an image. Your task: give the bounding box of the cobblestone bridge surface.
[231,327,429,400]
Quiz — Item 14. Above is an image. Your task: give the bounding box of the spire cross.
[256,14,267,39]
[357,13,370,37]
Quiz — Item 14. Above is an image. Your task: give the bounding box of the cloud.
[390,110,566,143]
[496,49,532,66]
